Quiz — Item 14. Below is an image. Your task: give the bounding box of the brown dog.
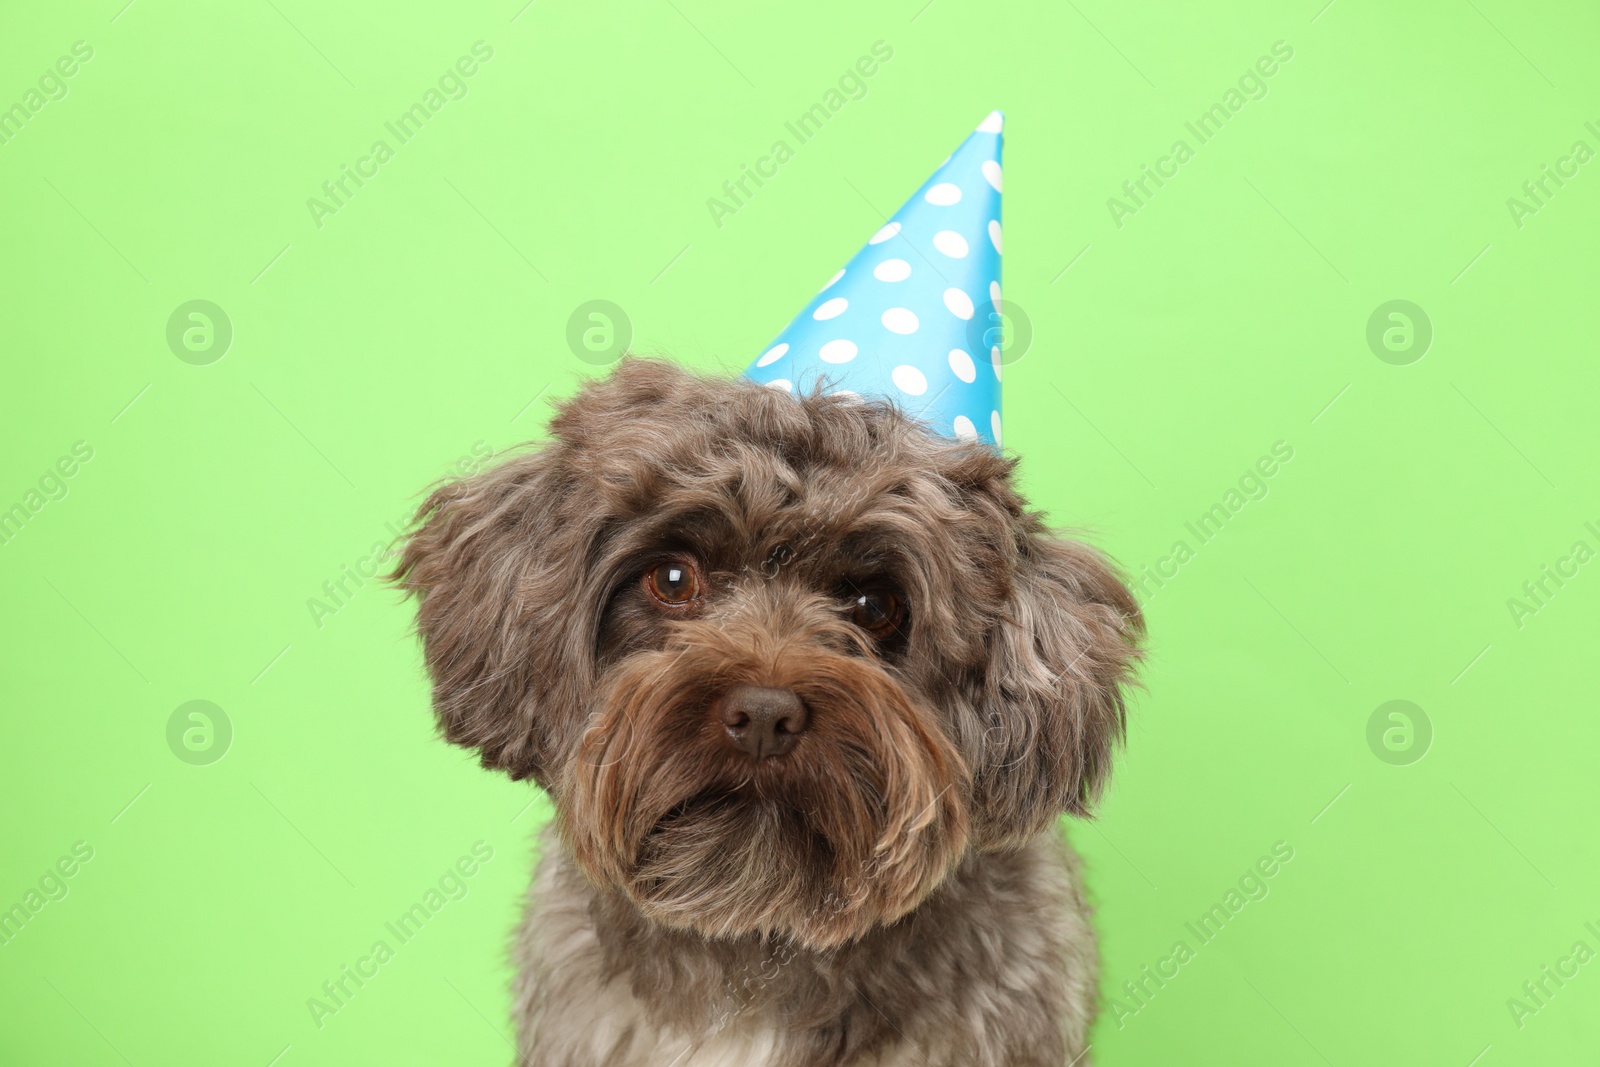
[393,357,1143,1065]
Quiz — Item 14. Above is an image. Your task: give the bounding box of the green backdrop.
[3,0,1596,1063]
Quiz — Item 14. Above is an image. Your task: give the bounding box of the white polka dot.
[991,346,1003,381]
[821,269,844,291]
[982,160,1002,192]
[813,297,848,320]
[925,183,962,206]
[891,364,928,396]
[933,230,968,258]
[943,288,974,319]
[977,111,1003,133]
[953,415,978,440]
[990,410,1002,445]
[948,348,976,383]
[819,339,858,363]
[988,219,1002,253]
[767,379,793,392]
[868,222,901,244]
[756,343,788,367]
[873,258,912,282]
[881,307,919,334]
[989,281,1001,308]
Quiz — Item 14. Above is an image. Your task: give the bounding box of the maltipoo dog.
[394,357,1142,1066]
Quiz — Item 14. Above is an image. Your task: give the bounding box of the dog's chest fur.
[512,825,1098,1067]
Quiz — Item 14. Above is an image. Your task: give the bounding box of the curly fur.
[392,358,1143,1066]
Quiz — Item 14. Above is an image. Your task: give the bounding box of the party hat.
[744,111,1006,445]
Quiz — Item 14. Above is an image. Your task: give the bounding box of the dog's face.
[395,358,1141,949]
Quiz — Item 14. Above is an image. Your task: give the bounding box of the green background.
[2,0,1596,1063]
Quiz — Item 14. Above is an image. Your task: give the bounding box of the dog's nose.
[716,685,809,761]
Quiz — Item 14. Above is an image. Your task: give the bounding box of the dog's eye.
[645,560,702,606]
[848,588,905,639]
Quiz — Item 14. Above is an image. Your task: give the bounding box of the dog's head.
[393,358,1141,948]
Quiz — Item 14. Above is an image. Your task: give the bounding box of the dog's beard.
[561,639,969,949]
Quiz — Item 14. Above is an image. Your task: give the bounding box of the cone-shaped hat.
[744,111,1005,444]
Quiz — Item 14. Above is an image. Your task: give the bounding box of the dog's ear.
[970,527,1144,846]
[390,446,587,784]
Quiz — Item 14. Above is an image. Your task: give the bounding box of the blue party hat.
[744,111,1006,445]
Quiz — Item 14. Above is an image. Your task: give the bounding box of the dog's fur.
[393,358,1143,1065]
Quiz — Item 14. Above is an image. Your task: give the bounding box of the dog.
[392,357,1143,1066]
